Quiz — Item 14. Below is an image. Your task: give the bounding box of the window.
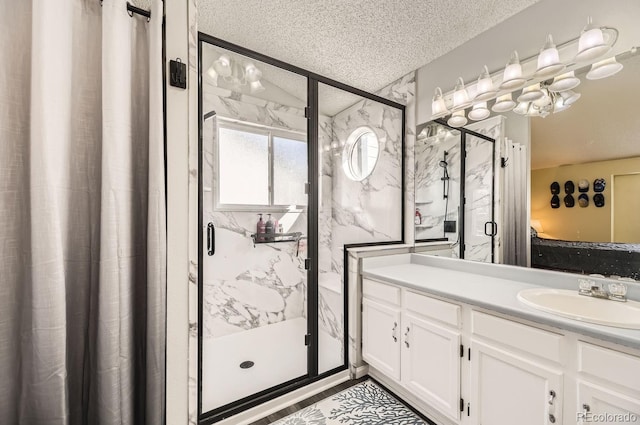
[216,122,307,209]
[342,127,380,181]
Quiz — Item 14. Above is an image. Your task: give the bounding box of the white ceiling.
[198,0,540,97]
[531,52,640,170]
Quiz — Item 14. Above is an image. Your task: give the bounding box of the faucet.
[578,278,627,302]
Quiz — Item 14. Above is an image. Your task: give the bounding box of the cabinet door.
[402,312,461,420]
[577,381,640,424]
[362,298,401,380]
[470,340,563,425]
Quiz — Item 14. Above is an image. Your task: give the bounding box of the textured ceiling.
[198,0,540,95]
[531,53,640,170]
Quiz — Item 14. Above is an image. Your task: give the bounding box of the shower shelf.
[251,232,303,246]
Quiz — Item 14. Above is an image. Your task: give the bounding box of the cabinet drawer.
[472,311,563,363]
[363,278,400,305]
[578,342,640,392]
[404,290,460,328]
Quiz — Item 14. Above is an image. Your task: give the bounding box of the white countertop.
[362,253,640,350]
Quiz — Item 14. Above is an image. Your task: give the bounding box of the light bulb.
[244,63,262,82]
[452,77,471,109]
[548,71,581,92]
[431,87,449,118]
[447,110,467,127]
[553,97,571,113]
[535,34,565,78]
[513,101,530,115]
[517,83,544,102]
[492,93,516,113]
[560,90,581,106]
[468,102,490,121]
[213,54,232,77]
[586,57,623,80]
[500,51,526,90]
[475,66,497,101]
[575,16,610,62]
[206,66,218,86]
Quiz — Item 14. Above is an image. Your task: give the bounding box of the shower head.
[439,160,448,167]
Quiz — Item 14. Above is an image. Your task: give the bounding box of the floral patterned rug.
[271,380,428,425]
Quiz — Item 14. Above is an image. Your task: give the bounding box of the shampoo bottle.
[256,214,265,242]
[265,214,274,236]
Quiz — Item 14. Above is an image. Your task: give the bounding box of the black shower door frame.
[197,32,406,424]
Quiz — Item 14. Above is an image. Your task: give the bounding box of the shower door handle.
[484,221,497,237]
[207,223,215,256]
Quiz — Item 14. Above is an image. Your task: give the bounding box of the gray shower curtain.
[0,0,166,424]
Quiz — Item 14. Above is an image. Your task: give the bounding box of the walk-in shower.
[198,34,405,424]
[415,120,497,261]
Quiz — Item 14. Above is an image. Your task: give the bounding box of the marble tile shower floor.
[202,318,308,410]
[270,380,429,425]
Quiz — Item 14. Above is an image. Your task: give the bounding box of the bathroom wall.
[201,87,308,339]
[531,156,640,242]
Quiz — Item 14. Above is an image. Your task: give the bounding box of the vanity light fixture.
[468,102,490,121]
[474,66,498,101]
[575,17,610,62]
[491,93,516,113]
[535,35,565,78]
[207,55,266,94]
[429,17,621,122]
[586,56,624,80]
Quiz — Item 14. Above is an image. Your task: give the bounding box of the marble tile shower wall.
[329,76,412,278]
[464,117,504,262]
[415,133,461,241]
[202,88,309,340]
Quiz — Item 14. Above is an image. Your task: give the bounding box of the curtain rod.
[126,2,151,20]
[99,1,152,20]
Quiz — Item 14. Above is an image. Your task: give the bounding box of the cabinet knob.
[392,322,398,342]
[404,327,410,348]
[548,414,556,423]
[548,390,556,405]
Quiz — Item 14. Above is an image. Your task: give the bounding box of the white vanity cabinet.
[362,279,402,380]
[470,311,564,425]
[362,297,401,380]
[576,342,640,423]
[362,278,463,421]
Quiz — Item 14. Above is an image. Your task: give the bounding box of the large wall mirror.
[529,50,640,279]
[415,49,640,280]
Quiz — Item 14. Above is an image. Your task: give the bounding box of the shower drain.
[239,361,255,369]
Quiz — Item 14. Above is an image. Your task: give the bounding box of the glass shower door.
[199,42,310,415]
[463,133,496,262]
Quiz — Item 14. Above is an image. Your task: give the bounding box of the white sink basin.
[517,288,640,329]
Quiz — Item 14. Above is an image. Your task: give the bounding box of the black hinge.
[304,333,311,346]
[467,402,471,416]
[460,398,464,412]
[468,347,471,361]
[460,344,464,357]
[304,107,310,119]
[304,258,311,270]
[304,182,310,194]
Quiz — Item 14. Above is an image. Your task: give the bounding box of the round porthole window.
[342,127,380,181]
